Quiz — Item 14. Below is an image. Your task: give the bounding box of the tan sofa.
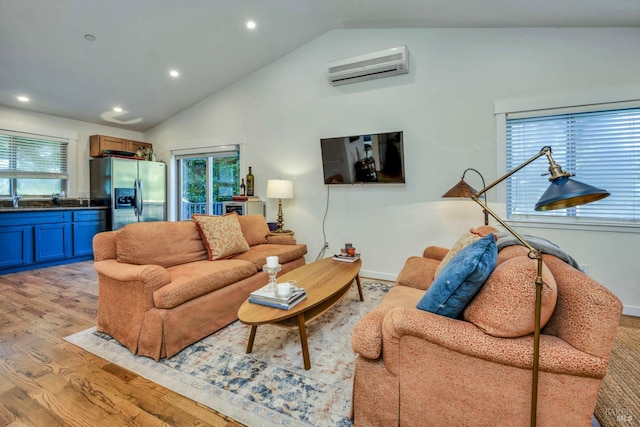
[351,233,622,426]
[93,214,307,361]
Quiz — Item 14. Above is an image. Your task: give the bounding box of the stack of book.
[249,286,307,310]
[332,253,360,263]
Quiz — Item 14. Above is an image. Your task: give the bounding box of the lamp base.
[271,229,294,235]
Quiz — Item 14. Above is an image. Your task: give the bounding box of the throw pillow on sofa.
[237,214,271,246]
[463,256,558,337]
[192,213,250,260]
[417,233,498,318]
[434,225,500,277]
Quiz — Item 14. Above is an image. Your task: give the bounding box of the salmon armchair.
[351,242,622,426]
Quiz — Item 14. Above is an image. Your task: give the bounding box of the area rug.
[594,326,640,427]
[65,281,391,427]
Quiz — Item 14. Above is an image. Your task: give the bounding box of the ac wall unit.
[327,45,409,86]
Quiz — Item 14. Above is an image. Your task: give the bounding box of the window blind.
[506,108,639,223]
[0,132,69,179]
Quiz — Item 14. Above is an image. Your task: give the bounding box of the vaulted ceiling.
[1,0,639,132]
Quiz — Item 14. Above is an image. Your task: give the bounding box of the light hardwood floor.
[0,261,242,427]
[0,261,638,426]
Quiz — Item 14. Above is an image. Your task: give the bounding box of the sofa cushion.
[192,213,250,260]
[396,256,440,290]
[417,233,497,318]
[116,221,208,268]
[231,243,308,270]
[154,259,258,309]
[237,214,271,246]
[464,256,558,337]
[434,225,500,277]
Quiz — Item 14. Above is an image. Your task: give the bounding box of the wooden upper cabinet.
[129,140,152,155]
[90,135,152,157]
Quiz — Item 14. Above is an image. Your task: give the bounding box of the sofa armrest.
[93,230,117,261]
[422,245,449,260]
[352,286,424,359]
[266,234,296,245]
[380,306,609,379]
[94,260,171,308]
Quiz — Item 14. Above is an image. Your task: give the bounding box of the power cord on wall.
[315,185,331,261]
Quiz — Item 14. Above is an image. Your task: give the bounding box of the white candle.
[266,256,279,268]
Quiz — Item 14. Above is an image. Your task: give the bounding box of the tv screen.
[320,131,405,184]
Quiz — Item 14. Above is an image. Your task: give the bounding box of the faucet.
[12,194,20,208]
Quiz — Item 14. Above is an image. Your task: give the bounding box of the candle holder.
[262,264,282,294]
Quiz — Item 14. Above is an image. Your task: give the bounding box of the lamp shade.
[442,179,478,198]
[266,179,294,199]
[535,176,610,211]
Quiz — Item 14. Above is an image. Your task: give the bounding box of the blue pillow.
[417,233,498,318]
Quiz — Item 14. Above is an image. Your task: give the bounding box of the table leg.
[297,313,311,370]
[246,325,257,354]
[355,274,364,301]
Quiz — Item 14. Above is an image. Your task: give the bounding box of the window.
[505,108,639,225]
[0,131,69,197]
[176,146,240,220]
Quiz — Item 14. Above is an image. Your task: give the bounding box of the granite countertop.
[0,206,108,213]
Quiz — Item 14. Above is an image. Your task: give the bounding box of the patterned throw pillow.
[417,234,498,318]
[434,231,480,277]
[434,225,500,277]
[192,213,250,260]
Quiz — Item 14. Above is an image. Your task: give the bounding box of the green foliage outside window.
[181,155,239,203]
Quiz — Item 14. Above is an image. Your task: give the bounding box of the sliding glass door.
[177,147,240,220]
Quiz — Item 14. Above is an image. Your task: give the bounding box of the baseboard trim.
[622,305,640,317]
[360,269,397,283]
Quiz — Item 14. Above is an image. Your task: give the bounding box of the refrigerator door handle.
[136,179,144,216]
[133,180,138,217]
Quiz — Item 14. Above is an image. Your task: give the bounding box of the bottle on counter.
[246,166,254,196]
[240,178,246,196]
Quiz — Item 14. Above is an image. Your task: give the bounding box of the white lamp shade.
[266,179,294,199]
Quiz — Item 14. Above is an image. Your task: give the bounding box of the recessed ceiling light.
[169,70,180,78]
[17,96,29,102]
[113,106,123,113]
[84,34,96,41]
[246,20,256,30]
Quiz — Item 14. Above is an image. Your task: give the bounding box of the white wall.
[143,27,640,315]
[0,106,144,198]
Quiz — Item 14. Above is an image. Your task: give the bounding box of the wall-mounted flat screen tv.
[320,131,405,184]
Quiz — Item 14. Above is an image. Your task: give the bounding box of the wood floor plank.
[33,371,133,426]
[0,386,64,427]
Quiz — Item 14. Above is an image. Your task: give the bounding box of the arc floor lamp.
[442,146,609,426]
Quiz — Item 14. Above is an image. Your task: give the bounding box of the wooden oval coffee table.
[237,257,363,370]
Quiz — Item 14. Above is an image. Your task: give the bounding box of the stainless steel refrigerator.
[90,157,166,230]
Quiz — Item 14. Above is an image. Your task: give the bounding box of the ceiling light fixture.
[84,34,96,41]
[113,107,123,113]
[169,70,180,78]
[246,20,256,30]
[17,96,30,102]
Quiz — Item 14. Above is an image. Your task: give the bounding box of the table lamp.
[442,146,609,426]
[266,179,294,233]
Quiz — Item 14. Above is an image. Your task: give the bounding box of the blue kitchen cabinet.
[72,210,107,256]
[0,225,33,268]
[0,208,106,274]
[34,222,72,262]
